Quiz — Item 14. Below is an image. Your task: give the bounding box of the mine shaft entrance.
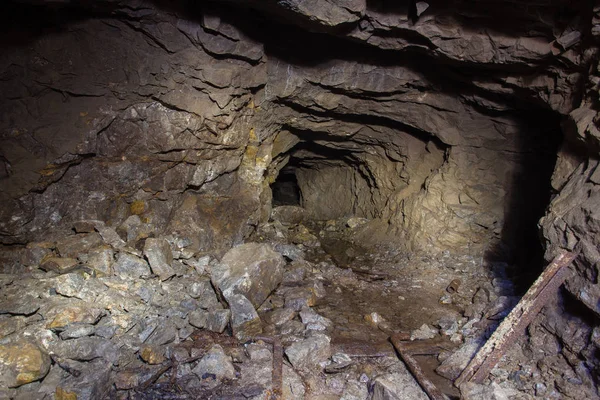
[270,138,373,223]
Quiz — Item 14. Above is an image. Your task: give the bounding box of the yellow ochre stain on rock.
[130,200,145,215]
[56,386,78,400]
[249,127,258,142]
[39,164,57,176]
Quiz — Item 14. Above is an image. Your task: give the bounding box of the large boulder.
[284,333,331,371]
[211,243,285,309]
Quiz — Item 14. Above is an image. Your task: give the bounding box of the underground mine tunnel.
[0,0,599,399]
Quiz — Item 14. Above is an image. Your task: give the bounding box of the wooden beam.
[455,250,578,387]
[390,334,450,400]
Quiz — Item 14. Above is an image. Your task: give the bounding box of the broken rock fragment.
[54,359,111,400]
[93,221,127,249]
[212,243,285,308]
[192,344,236,382]
[285,333,331,370]
[0,294,40,316]
[113,252,151,279]
[299,307,332,331]
[371,372,429,400]
[460,382,510,400]
[189,309,209,329]
[46,306,104,330]
[56,233,103,259]
[436,340,481,380]
[271,205,309,225]
[143,238,175,281]
[53,272,86,298]
[206,309,231,333]
[139,344,166,365]
[0,340,51,388]
[227,293,263,340]
[84,245,113,275]
[59,324,96,340]
[410,323,438,340]
[114,365,162,390]
[73,220,96,234]
[283,286,317,311]
[188,279,221,309]
[264,308,296,326]
[51,337,119,365]
[40,257,78,273]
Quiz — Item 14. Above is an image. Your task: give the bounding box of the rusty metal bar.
[455,250,578,387]
[271,338,283,400]
[253,336,283,400]
[390,334,450,400]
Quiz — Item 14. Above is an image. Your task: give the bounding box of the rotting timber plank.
[455,250,578,387]
[390,334,450,400]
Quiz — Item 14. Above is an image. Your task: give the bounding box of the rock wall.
[535,10,600,389]
[0,1,268,256]
[0,0,584,259]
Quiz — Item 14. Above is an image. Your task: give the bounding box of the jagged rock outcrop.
[0,2,266,257]
[0,0,589,257]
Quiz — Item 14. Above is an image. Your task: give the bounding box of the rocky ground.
[0,206,595,399]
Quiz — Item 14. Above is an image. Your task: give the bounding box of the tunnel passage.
[269,133,394,222]
[267,110,562,280]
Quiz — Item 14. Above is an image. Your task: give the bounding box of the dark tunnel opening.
[483,109,564,293]
[271,167,301,207]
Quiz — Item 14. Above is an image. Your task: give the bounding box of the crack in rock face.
[0,0,599,399]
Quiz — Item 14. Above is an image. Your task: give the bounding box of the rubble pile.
[0,206,593,398]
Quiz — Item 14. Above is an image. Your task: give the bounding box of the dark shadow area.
[0,2,98,50]
[484,108,563,293]
[271,167,301,207]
